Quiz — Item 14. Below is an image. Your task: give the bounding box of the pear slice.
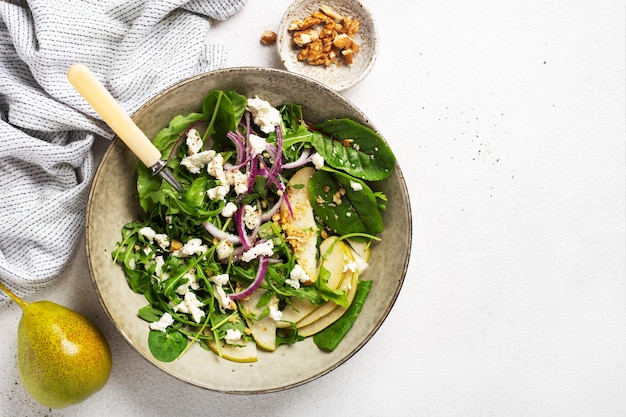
[206,340,258,363]
[280,166,319,284]
[278,236,347,328]
[295,288,341,328]
[346,238,370,273]
[277,297,318,328]
[296,268,359,338]
[240,289,277,351]
[296,241,355,328]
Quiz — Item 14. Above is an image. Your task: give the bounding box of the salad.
[112,89,395,363]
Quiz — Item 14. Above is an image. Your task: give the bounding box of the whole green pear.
[1,282,112,409]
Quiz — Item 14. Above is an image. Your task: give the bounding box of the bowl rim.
[86,66,412,394]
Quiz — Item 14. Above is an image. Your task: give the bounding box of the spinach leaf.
[181,176,210,212]
[309,169,384,236]
[313,279,373,351]
[311,119,395,181]
[138,305,162,322]
[148,330,188,362]
[136,165,162,213]
[202,90,247,148]
[152,113,204,158]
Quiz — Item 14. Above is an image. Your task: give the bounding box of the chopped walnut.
[287,4,361,67]
[341,49,354,65]
[319,4,343,21]
[333,33,352,49]
[288,16,322,31]
[292,28,319,47]
[260,30,277,45]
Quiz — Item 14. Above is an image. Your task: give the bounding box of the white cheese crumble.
[248,133,267,156]
[285,263,311,289]
[216,240,234,261]
[140,227,169,250]
[214,284,235,312]
[207,153,225,181]
[243,204,260,230]
[241,240,274,262]
[207,273,234,312]
[247,96,281,134]
[269,305,282,321]
[210,273,230,287]
[221,201,238,218]
[139,226,156,242]
[225,329,242,344]
[175,271,200,295]
[207,184,229,201]
[269,297,282,321]
[173,291,205,323]
[154,234,170,250]
[181,150,216,174]
[343,261,358,273]
[195,150,249,199]
[186,128,203,155]
[172,238,208,258]
[183,238,208,257]
[153,255,165,277]
[149,312,174,332]
[349,180,363,191]
[311,152,325,169]
[225,170,249,195]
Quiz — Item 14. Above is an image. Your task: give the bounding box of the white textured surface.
[1,0,625,416]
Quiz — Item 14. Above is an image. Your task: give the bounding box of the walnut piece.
[292,28,319,47]
[287,4,361,67]
[260,30,277,45]
[319,4,343,21]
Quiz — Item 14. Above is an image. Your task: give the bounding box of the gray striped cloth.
[0,0,247,301]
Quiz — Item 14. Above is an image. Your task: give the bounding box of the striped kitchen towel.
[0,0,247,301]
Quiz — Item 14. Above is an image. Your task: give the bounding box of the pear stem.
[0,281,28,309]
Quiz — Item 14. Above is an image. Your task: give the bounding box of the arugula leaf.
[278,104,316,162]
[316,264,349,307]
[311,119,395,181]
[308,169,384,236]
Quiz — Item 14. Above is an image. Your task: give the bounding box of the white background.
[1,0,625,416]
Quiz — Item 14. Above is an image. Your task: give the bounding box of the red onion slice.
[281,148,312,170]
[260,195,283,222]
[229,256,269,300]
[235,205,252,250]
[202,221,241,244]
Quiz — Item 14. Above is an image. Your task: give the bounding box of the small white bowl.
[277,0,378,91]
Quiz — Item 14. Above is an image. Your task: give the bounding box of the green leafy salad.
[112,90,395,363]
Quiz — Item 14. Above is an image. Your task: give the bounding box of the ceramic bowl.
[86,67,411,393]
[277,0,378,91]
